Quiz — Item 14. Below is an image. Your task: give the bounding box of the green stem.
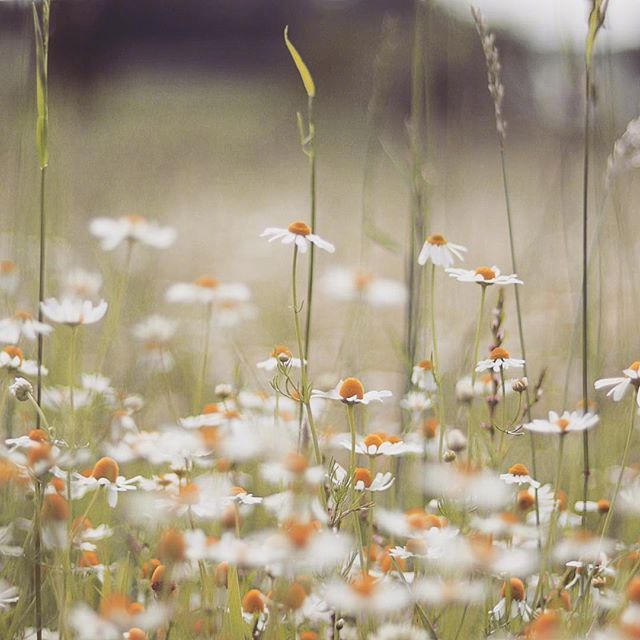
[431,264,445,461]
[600,390,637,539]
[303,95,316,365]
[346,404,357,484]
[36,167,46,429]
[33,480,43,640]
[468,286,487,461]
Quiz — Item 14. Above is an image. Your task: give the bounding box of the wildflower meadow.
[2,1,640,639]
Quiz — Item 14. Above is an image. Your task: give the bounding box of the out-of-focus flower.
[411,359,437,392]
[9,377,33,402]
[63,268,103,300]
[499,463,540,488]
[166,276,250,305]
[524,410,599,435]
[90,215,176,251]
[40,298,107,327]
[0,312,52,344]
[320,266,406,307]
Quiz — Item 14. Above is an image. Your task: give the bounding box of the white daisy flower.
[0,312,52,343]
[411,359,437,392]
[311,377,392,405]
[524,410,599,435]
[475,347,525,373]
[256,345,302,371]
[40,297,107,326]
[369,623,430,640]
[330,463,395,492]
[165,276,250,305]
[499,463,540,488]
[89,215,176,251]
[489,578,532,623]
[260,221,335,254]
[399,390,433,413]
[417,233,467,268]
[445,265,522,286]
[594,361,640,406]
[132,315,177,372]
[72,457,141,508]
[0,346,47,377]
[574,499,610,515]
[0,261,18,295]
[337,432,421,457]
[320,266,406,307]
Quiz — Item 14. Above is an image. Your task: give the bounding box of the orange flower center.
[242,589,265,613]
[195,276,219,289]
[79,551,100,567]
[339,377,364,400]
[284,520,318,548]
[157,528,186,562]
[597,499,610,514]
[287,221,311,236]
[125,214,146,225]
[0,261,16,274]
[92,457,120,483]
[507,463,530,476]
[354,467,373,488]
[363,434,384,450]
[271,345,292,360]
[178,483,200,505]
[354,270,373,291]
[426,234,447,246]
[127,629,147,640]
[284,452,308,474]
[490,347,510,360]
[350,573,377,597]
[556,418,570,431]
[474,266,496,281]
[42,494,70,522]
[15,311,33,321]
[629,361,640,372]
[417,359,433,371]
[28,429,49,443]
[501,577,526,601]
[627,577,640,603]
[3,346,23,365]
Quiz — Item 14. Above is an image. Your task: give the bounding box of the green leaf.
[284,26,316,98]
[223,565,246,638]
[586,0,608,67]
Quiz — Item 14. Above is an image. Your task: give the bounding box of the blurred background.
[1,0,640,418]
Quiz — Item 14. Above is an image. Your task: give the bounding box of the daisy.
[417,233,467,268]
[256,345,302,371]
[72,457,142,508]
[0,311,52,344]
[594,361,640,406]
[524,410,599,435]
[331,464,395,492]
[323,573,411,618]
[165,277,250,305]
[40,297,108,326]
[63,268,103,299]
[320,266,406,307]
[445,265,522,286]
[311,377,392,405]
[476,346,525,373]
[260,221,335,254]
[337,432,421,457]
[0,346,47,377]
[0,261,18,295]
[89,215,176,251]
[132,315,177,372]
[500,463,540,488]
[489,578,532,623]
[574,499,610,515]
[411,359,437,392]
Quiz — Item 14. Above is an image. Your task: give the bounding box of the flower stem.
[33,479,44,640]
[303,95,316,365]
[580,67,592,528]
[430,264,445,461]
[600,390,637,539]
[194,301,213,413]
[468,286,487,461]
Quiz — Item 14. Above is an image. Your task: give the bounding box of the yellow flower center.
[507,463,530,476]
[474,266,496,281]
[426,234,447,246]
[490,347,510,361]
[629,361,640,371]
[195,276,219,289]
[339,377,365,400]
[288,221,311,236]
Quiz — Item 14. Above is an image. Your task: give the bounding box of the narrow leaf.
[284,25,316,98]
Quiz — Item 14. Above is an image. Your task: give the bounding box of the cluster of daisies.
[0,217,639,640]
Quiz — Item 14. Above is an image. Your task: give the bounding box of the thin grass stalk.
[580,68,592,527]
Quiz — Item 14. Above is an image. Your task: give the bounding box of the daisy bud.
[9,377,33,402]
[443,450,457,463]
[511,377,528,393]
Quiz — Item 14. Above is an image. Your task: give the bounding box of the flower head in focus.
[261,221,335,254]
[417,234,467,268]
